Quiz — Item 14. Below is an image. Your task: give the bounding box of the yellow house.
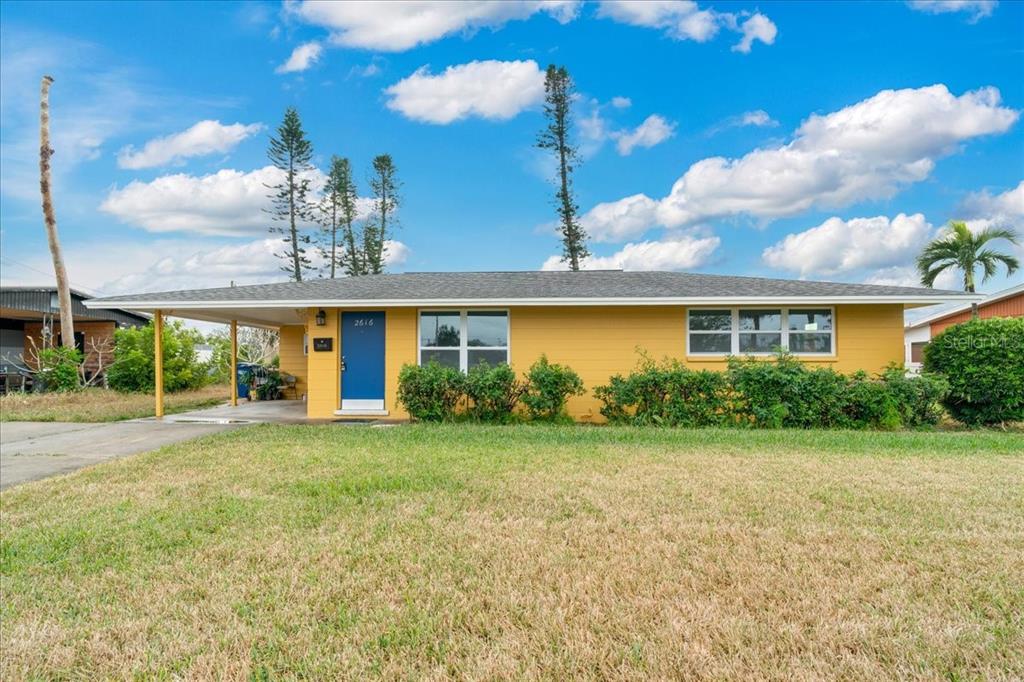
[84,271,976,421]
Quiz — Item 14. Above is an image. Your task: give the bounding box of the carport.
[84,295,309,418]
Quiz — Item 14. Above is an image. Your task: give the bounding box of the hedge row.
[397,356,583,423]
[397,318,1022,428]
[595,354,949,429]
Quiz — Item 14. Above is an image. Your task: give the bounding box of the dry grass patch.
[1,426,1022,679]
[0,384,229,422]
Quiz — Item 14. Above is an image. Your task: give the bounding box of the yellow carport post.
[230,320,238,407]
[154,309,164,418]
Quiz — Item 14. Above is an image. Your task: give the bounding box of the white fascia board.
[85,294,983,310]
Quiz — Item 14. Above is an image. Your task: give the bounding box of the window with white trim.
[687,308,834,355]
[419,310,509,371]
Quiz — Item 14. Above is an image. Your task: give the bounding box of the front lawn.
[0,384,229,422]
[1,426,1021,679]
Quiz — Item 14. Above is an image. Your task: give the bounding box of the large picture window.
[419,310,509,371]
[687,308,834,356]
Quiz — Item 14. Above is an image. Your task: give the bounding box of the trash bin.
[236,362,256,399]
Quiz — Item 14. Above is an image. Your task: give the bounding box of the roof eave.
[86,293,983,311]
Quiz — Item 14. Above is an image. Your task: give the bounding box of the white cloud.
[288,0,580,52]
[2,237,410,299]
[610,96,632,108]
[739,110,778,127]
[0,33,224,201]
[732,13,777,53]
[116,120,263,169]
[275,41,323,74]
[958,180,1024,266]
[632,84,1019,229]
[706,109,779,136]
[597,1,777,52]
[762,213,935,277]
[100,165,336,236]
[541,235,720,271]
[597,0,719,41]
[863,264,959,290]
[907,0,997,21]
[384,59,545,124]
[613,114,676,155]
[959,180,1024,225]
[581,194,660,242]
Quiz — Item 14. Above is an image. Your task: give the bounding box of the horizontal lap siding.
[300,303,906,422]
[305,308,339,418]
[385,309,416,420]
[510,304,904,421]
[931,292,1023,336]
[510,306,685,421]
[278,325,307,398]
[303,308,417,419]
[834,304,903,374]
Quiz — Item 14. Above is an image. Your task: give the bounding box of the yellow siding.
[300,303,906,421]
[278,325,308,399]
[833,304,904,373]
[305,308,340,418]
[510,306,685,421]
[385,309,416,420]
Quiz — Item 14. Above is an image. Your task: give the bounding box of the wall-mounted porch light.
[315,309,327,327]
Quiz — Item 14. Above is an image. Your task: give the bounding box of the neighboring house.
[0,286,149,381]
[904,282,1024,370]
[85,271,975,421]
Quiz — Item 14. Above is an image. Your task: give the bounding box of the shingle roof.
[85,270,972,306]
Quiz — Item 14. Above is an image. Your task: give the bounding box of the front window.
[688,308,834,355]
[738,309,782,353]
[419,310,509,371]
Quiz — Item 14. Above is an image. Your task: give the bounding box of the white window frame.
[417,309,510,372]
[687,306,835,357]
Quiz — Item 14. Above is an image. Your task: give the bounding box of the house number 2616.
[354,318,374,327]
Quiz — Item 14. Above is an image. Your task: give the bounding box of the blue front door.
[341,311,386,410]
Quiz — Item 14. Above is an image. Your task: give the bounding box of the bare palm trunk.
[39,75,75,350]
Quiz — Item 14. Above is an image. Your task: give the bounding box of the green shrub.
[397,361,466,422]
[880,364,949,427]
[521,355,585,422]
[107,320,208,393]
[36,346,82,392]
[596,352,949,430]
[924,317,1024,425]
[726,354,808,428]
[843,371,902,430]
[594,356,728,426]
[464,361,524,423]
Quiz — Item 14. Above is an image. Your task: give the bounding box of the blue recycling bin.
[236,362,257,399]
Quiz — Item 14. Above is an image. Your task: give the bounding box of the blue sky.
[1,0,1022,299]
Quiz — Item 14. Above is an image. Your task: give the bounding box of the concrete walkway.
[0,400,309,490]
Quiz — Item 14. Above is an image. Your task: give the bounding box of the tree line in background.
[266,107,400,282]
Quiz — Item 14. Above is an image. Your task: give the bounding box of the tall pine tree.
[266,107,314,282]
[536,64,589,270]
[317,155,360,278]
[365,154,400,275]
[335,157,363,277]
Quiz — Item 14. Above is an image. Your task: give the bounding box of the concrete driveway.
[0,420,241,490]
[0,400,315,491]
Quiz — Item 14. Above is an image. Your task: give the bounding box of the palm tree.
[917,221,1020,292]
